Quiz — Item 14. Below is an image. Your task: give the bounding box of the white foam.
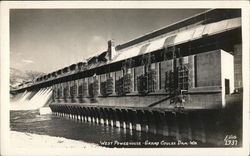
[10,87,53,110]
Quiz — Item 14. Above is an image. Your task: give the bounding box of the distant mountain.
[10,67,46,89]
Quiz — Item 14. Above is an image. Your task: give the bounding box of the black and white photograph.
[0,1,249,156]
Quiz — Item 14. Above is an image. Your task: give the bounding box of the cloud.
[22,59,34,64]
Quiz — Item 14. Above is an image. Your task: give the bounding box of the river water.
[10,110,182,148]
[10,108,242,148]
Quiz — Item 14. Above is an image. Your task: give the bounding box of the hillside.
[10,67,45,89]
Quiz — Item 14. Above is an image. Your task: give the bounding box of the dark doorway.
[225,79,230,94]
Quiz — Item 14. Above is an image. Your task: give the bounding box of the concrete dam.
[11,9,243,146]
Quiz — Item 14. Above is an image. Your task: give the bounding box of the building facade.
[11,9,242,145]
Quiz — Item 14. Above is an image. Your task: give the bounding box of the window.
[70,84,77,97]
[78,85,83,96]
[134,66,144,91]
[131,68,135,92]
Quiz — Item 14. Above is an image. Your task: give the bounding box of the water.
[10,110,178,148]
[10,105,242,148]
[11,88,52,110]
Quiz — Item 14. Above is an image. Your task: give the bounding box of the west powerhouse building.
[11,9,242,146]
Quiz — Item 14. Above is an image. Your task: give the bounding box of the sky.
[10,9,206,73]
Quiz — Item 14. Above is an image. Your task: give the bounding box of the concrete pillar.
[81,107,86,121]
[109,108,114,126]
[75,106,79,120]
[107,108,113,126]
[71,106,75,120]
[82,107,88,122]
[127,109,135,130]
[70,106,74,119]
[63,106,67,117]
[61,106,65,117]
[108,108,114,127]
[99,108,105,125]
[60,106,63,117]
[56,105,59,115]
[106,108,112,126]
[88,107,94,123]
[64,106,67,118]
[121,109,129,129]
[59,105,63,116]
[53,105,57,115]
[59,105,62,117]
[113,109,121,128]
[129,110,140,131]
[137,110,149,133]
[104,108,109,125]
[166,111,180,140]
[80,107,84,121]
[86,107,92,122]
[71,106,76,120]
[94,107,100,124]
[55,105,59,115]
[118,109,126,129]
[76,106,80,120]
[90,107,95,123]
[77,107,83,121]
[76,106,82,121]
[103,108,108,125]
[86,107,91,122]
[69,106,73,119]
[145,110,157,134]
[176,112,192,141]
[70,106,74,120]
[92,107,98,123]
[60,106,63,116]
[56,106,60,116]
[56,105,59,116]
[62,106,66,117]
[66,106,71,118]
[82,107,86,121]
[154,111,169,136]
[126,110,132,129]
[67,106,71,119]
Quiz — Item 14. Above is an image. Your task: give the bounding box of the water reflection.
[10,110,174,147]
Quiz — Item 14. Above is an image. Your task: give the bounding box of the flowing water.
[11,87,52,110]
[10,110,182,148]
